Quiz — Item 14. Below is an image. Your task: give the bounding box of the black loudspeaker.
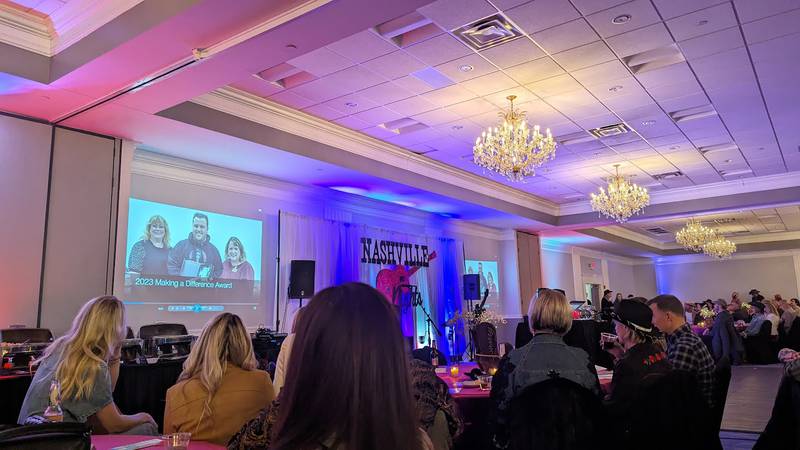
[464,274,481,300]
[289,260,315,299]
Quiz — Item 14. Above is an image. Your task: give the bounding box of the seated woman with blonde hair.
[18,296,157,434]
[164,313,274,445]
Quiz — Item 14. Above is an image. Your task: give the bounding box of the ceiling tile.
[461,71,520,96]
[531,19,599,54]
[353,107,403,126]
[445,97,498,118]
[526,74,584,98]
[420,84,477,108]
[358,81,414,104]
[392,75,436,95]
[586,0,662,38]
[505,58,565,84]
[269,89,317,108]
[678,27,745,60]
[288,47,354,77]
[360,51,427,80]
[327,30,397,63]
[323,66,387,93]
[434,54,498,82]
[405,33,472,66]
[479,38,547,69]
[321,92,380,114]
[606,23,675,57]
[413,108,464,126]
[303,104,346,121]
[742,8,800,45]
[733,0,800,23]
[666,3,738,42]
[551,41,618,72]
[570,0,630,15]
[651,0,729,20]
[333,115,371,130]
[386,96,438,116]
[572,60,631,87]
[483,87,539,108]
[418,0,496,30]
[505,0,580,34]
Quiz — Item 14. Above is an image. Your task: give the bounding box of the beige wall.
[0,114,51,328]
[541,249,576,300]
[655,254,800,302]
[39,128,119,336]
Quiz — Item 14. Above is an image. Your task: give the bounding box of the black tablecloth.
[1,360,184,430]
[563,319,614,369]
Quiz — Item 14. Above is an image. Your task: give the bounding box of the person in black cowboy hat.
[602,298,672,433]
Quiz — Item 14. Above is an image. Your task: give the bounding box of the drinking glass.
[165,432,191,450]
[478,375,492,391]
[449,364,460,379]
[600,332,618,350]
[449,381,463,394]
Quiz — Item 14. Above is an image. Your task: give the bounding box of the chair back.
[787,319,800,351]
[628,371,720,450]
[758,320,772,338]
[0,328,52,343]
[474,322,498,355]
[0,422,90,449]
[508,377,610,450]
[515,316,533,348]
[138,323,187,339]
[712,356,732,432]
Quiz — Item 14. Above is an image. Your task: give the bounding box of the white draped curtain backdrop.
[277,212,466,357]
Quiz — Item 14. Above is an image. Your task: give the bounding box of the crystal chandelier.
[675,218,717,251]
[703,236,737,259]
[472,95,556,182]
[589,165,650,223]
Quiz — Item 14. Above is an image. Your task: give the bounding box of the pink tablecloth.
[436,362,613,398]
[91,435,225,450]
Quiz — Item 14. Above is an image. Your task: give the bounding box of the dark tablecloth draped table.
[0,359,184,430]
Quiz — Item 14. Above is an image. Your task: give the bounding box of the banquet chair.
[0,422,90,450]
[712,356,732,432]
[628,371,721,450]
[745,321,775,364]
[473,322,500,372]
[508,377,611,450]
[787,320,800,351]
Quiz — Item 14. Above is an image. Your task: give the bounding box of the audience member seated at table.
[730,292,750,322]
[18,296,157,435]
[163,313,274,445]
[273,306,307,395]
[778,296,798,334]
[409,359,463,450]
[603,299,671,435]
[742,301,767,338]
[228,282,433,450]
[648,295,716,409]
[490,289,600,448]
[764,300,781,338]
[712,299,743,365]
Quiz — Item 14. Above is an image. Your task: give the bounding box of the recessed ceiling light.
[697,20,709,26]
[451,125,463,130]
[669,145,680,150]
[612,14,632,24]
[344,102,358,108]
[609,85,623,92]
[641,120,656,126]
[724,159,732,163]
[459,64,474,72]
[285,44,297,49]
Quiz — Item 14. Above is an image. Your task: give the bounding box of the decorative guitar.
[376,251,437,304]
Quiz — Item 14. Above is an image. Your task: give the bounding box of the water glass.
[478,375,492,391]
[165,432,191,450]
[449,381,463,394]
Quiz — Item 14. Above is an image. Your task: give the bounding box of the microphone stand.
[413,292,442,347]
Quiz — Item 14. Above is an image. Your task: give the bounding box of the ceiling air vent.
[644,227,670,235]
[652,170,684,180]
[375,11,440,48]
[557,131,597,145]
[257,63,315,88]
[622,44,686,74]
[699,143,738,155]
[588,123,630,139]
[379,118,429,134]
[712,218,736,224]
[669,104,717,123]
[453,14,523,51]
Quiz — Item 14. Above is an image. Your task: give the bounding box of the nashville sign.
[360,237,430,267]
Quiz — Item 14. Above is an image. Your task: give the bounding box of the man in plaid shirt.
[648,294,716,408]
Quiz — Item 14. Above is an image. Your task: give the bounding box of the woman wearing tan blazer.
[164,313,274,445]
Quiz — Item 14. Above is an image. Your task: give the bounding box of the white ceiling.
[233,0,800,204]
[619,204,800,242]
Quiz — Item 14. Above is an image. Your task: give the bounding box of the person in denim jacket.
[490,289,600,448]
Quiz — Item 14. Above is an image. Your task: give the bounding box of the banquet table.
[91,435,224,449]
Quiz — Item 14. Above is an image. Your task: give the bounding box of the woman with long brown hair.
[228,282,432,450]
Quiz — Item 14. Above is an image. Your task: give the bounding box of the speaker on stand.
[284,260,315,332]
[462,274,481,361]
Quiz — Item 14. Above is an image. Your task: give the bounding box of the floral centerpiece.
[447,307,507,330]
[696,306,715,329]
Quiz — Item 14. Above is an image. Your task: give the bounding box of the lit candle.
[488,367,497,376]
[449,365,459,378]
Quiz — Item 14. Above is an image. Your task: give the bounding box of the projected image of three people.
[127,212,254,281]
